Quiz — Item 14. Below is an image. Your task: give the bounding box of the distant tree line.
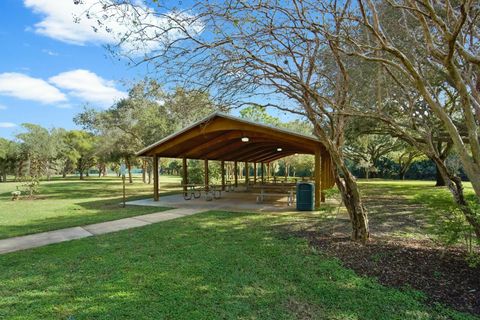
[0,80,222,183]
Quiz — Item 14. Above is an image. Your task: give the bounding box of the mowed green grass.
[359,179,475,207]
[0,175,181,239]
[356,179,476,239]
[0,210,476,320]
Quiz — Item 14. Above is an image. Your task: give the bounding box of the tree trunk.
[435,164,446,187]
[126,157,133,183]
[433,157,480,239]
[17,160,24,179]
[142,160,146,183]
[327,147,370,243]
[78,159,84,180]
[335,168,370,243]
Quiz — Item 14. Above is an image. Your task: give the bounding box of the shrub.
[19,177,40,199]
[430,200,480,267]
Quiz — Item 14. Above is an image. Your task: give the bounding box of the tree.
[392,146,424,180]
[239,106,282,127]
[15,124,63,180]
[344,135,400,178]
[63,131,97,180]
[434,141,453,187]
[76,80,220,183]
[326,0,480,238]
[80,0,372,242]
[0,138,17,182]
[348,0,480,196]
[82,0,480,243]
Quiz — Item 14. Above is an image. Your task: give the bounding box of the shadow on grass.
[1,211,471,319]
[356,181,468,237]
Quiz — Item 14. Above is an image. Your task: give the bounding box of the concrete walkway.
[0,207,203,255]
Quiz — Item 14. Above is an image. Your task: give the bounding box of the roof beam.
[182,131,243,158]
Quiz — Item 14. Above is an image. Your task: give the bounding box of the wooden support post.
[204,159,209,191]
[153,154,159,201]
[267,163,271,182]
[253,162,257,184]
[234,161,238,187]
[261,163,265,184]
[182,157,188,192]
[314,148,322,209]
[221,160,225,191]
[245,161,249,184]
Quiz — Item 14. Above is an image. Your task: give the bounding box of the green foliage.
[63,130,97,178]
[239,105,282,126]
[15,124,65,179]
[185,160,222,185]
[18,176,40,198]
[344,134,402,178]
[0,138,18,182]
[187,160,204,184]
[75,81,220,178]
[239,105,313,135]
[429,200,480,267]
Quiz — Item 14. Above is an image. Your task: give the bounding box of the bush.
[429,200,480,267]
[19,177,40,199]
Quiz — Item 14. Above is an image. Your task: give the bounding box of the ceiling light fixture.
[277,148,283,152]
[241,137,249,142]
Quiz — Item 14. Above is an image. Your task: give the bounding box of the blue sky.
[0,0,153,139]
[0,0,295,140]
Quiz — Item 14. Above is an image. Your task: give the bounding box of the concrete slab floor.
[127,192,298,213]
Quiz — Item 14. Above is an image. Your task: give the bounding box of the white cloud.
[0,122,16,128]
[49,69,127,107]
[0,73,67,104]
[24,0,203,55]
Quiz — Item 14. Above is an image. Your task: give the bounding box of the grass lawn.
[356,179,476,239]
[0,210,476,320]
[359,179,475,209]
[0,175,180,239]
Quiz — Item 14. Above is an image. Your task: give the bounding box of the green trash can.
[296,182,315,211]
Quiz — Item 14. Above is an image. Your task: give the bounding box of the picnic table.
[181,184,222,201]
[225,180,234,192]
[253,185,296,206]
[182,184,202,200]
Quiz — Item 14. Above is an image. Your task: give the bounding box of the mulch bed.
[302,232,480,315]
